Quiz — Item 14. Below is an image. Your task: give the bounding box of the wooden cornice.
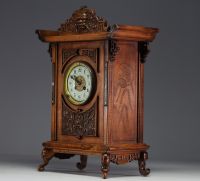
[36,7,158,42]
[36,24,159,43]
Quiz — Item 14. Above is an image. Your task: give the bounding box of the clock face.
[64,62,95,105]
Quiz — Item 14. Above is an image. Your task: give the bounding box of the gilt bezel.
[64,61,95,105]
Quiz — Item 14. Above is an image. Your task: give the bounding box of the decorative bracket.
[109,39,120,62]
[138,41,150,63]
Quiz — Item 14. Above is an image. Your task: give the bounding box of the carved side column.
[101,153,110,179]
[76,155,88,170]
[38,147,55,171]
[138,151,150,176]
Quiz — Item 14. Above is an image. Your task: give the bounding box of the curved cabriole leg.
[38,148,54,171]
[101,153,110,179]
[76,155,87,170]
[138,151,150,176]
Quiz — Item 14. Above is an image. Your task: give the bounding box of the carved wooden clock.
[36,6,158,179]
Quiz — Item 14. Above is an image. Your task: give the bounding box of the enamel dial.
[64,62,95,105]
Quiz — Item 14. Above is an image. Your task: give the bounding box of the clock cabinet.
[36,6,158,179]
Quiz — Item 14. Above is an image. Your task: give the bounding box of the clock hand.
[76,78,82,85]
[70,75,76,80]
[71,75,82,85]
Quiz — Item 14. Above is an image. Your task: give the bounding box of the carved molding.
[58,6,108,33]
[62,48,97,65]
[139,41,150,63]
[79,49,97,63]
[62,100,97,137]
[110,153,140,164]
[62,49,78,64]
[109,39,120,62]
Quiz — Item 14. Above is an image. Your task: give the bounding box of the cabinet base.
[38,141,150,178]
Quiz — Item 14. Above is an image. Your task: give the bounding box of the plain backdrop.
[0,0,200,162]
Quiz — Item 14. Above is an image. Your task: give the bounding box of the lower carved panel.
[62,100,97,137]
[110,153,140,164]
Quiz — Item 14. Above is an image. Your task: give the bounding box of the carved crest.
[59,6,108,33]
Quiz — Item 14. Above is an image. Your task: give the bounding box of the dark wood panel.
[108,41,138,143]
[56,41,105,144]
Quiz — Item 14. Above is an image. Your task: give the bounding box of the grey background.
[0,0,199,162]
